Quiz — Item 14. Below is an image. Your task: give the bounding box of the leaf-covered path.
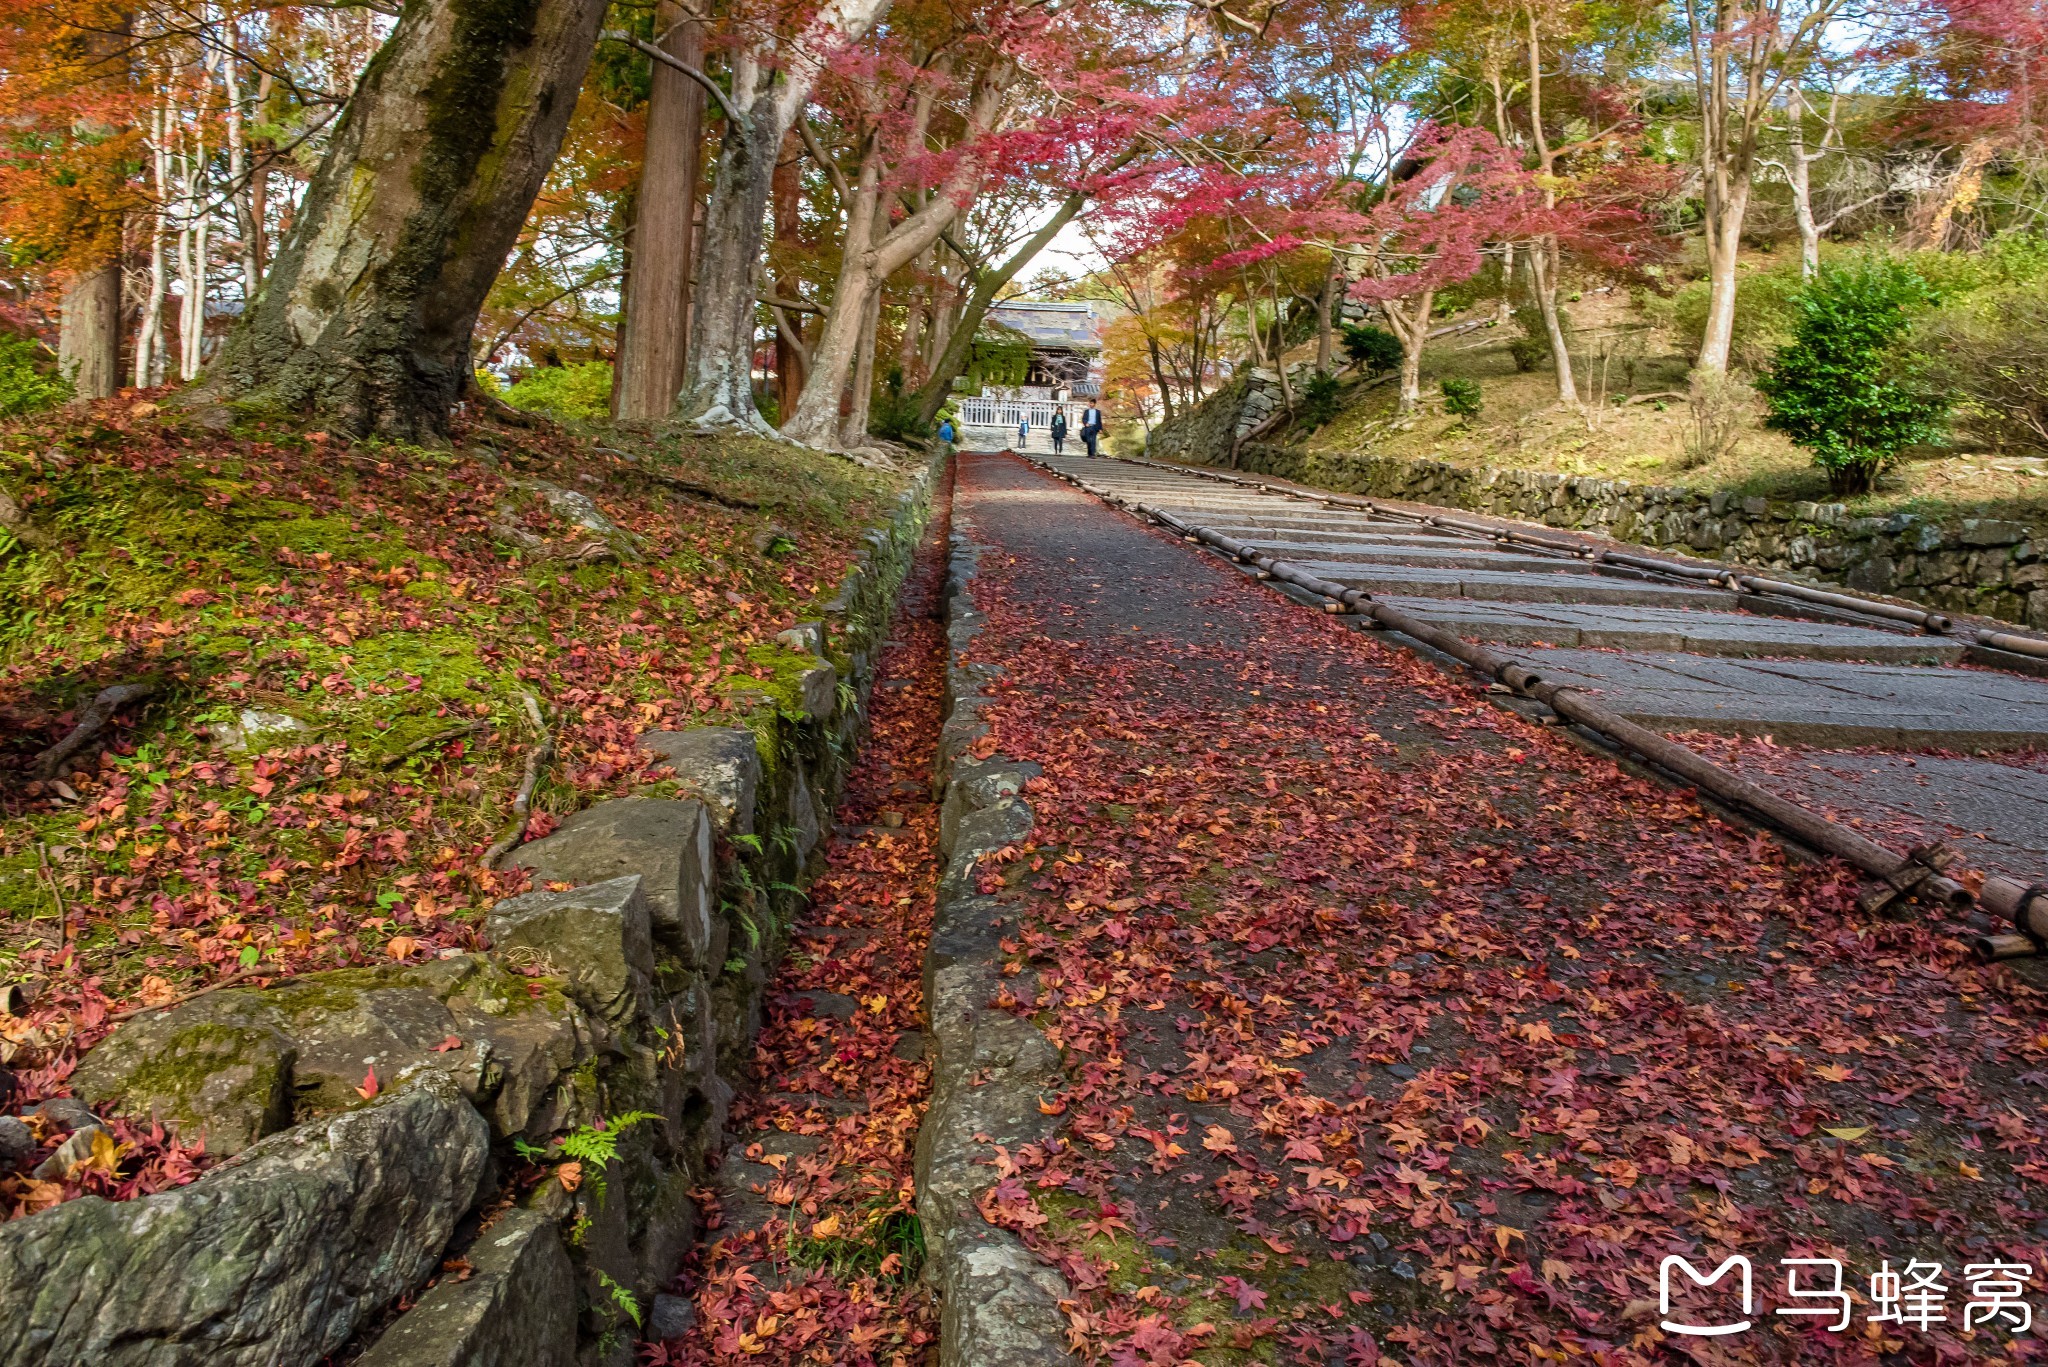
[947,450,2048,1365]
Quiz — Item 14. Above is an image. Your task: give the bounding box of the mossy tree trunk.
[210,0,608,440]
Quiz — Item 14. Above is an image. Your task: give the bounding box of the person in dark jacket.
[1080,404,1104,457]
[1050,409,1068,454]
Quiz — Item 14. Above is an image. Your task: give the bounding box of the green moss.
[1031,1190,1368,1365]
[81,1016,292,1145]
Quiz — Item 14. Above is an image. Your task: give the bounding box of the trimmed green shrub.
[0,332,73,418]
[1341,324,1402,374]
[1297,371,1341,429]
[1507,337,1548,372]
[1756,257,1948,495]
[1441,377,1483,418]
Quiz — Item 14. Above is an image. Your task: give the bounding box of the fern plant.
[596,1270,643,1328]
[557,1110,661,1204]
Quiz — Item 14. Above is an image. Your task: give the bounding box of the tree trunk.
[784,73,1001,447]
[1697,175,1750,374]
[677,0,895,431]
[1528,235,1577,403]
[840,287,881,445]
[177,122,210,382]
[59,263,123,401]
[210,0,609,439]
[676,78,790,431]
[1381,289,1433,413]
[910,187,1087,428]
[1522,14,1578,405]
[1314,256,1338,373]
[1146,332,1174,422]
[223,42,261,305]
[1785,84,1820,279]
[136,90,170,389]
[771,137,808,416]
[897,281,925,384]
[612,2,703,420]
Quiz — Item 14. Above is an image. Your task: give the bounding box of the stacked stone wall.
[0,455,947,1367]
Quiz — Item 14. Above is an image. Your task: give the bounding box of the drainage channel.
[654,467,953,1363]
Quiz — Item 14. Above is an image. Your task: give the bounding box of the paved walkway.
[945,450,2048,1365]
[1039,453,2048,882]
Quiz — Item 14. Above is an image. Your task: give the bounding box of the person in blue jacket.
[938,418,955,444]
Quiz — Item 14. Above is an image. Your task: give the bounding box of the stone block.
[71,960,589,1150]
[1844,556,1896,593]
[0,1117,31,1170]
[639,728,761,838]
[787,764,823,867]
[355,1209,576,1367]
[71,995,296,1157]
[509,798,714,958]
[487,877,655,1027]
[1962,518,2030,547]
[0,1074,489,1367]
[774,621,825,656]
[648,1294,696,1342]
[796,661,837,720]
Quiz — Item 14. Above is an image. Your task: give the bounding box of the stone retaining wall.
[0,455,946,1367]
[1172,441,2048,629]
[1144,368,1297,465]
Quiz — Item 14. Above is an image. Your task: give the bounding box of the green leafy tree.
[1757,258,1949,495]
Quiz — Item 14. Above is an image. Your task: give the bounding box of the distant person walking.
[1017,416,1029,450]
[1080,403,1104,457]
[1050,409,1068,454]
[938,418,955,444]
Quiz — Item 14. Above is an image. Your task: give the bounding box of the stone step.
[1230,542,1616,574]
[1522,648,2048,749]
[1376,597,1968,662]
[1289,561,1743,608]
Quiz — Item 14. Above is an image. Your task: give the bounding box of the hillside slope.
[0,400,906,1083]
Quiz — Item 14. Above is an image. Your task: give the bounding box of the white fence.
[958,396,1083,429]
